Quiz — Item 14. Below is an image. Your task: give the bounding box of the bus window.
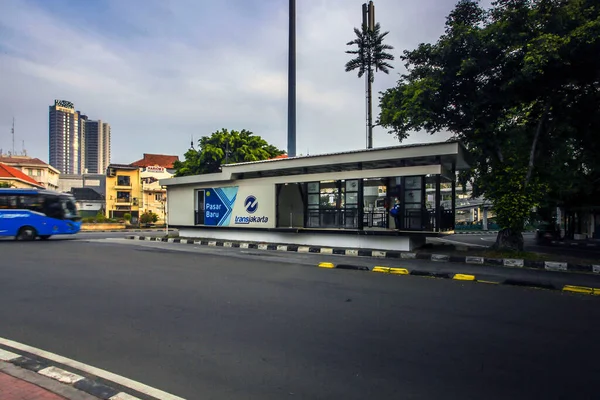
[43,196,63,219]
[0,195,17,209]
[20,195,43,213]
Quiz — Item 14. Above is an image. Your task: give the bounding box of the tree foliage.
[345,22,395,82]
[0,182,13,188]
[140,210,159,224]
[173,129,285,177]
[378,0,600,249]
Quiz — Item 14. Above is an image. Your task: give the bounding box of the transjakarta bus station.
[160,141,469,251]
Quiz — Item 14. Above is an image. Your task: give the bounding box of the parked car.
[535,223,561,245]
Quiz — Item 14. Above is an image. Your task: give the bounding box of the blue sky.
[0,0,459,164]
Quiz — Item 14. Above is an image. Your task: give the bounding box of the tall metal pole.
[367,70,373,149]
[287,0,297,157]
[366,1,375,149]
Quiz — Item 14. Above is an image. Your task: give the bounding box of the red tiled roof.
[0,163,44,187]
[271,154,288,159]
[130,154,180,169]
[0,156,49,166]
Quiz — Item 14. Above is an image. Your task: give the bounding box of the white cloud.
[0,0,457,163]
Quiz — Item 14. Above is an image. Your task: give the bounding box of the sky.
[0,0,460,164]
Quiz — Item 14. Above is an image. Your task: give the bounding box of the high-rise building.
[49,100,82,174]
[85,120,111,174]
[78,113,88,174]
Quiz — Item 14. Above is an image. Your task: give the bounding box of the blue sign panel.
[204,187,238,226]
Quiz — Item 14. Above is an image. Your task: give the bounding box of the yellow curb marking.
[389,268,409,275]
[318,262,335,269]
[372,267,408,275]
[562,285,596,295]
[453,274,476,281]
[372,266,390,273]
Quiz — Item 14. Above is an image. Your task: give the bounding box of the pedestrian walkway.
[0,371,66,400]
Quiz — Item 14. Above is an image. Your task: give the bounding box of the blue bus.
[0,188,81,240]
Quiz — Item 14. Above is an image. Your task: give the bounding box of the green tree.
[173,129,285,177]
[0,182,13,188]
[345,22,394,148]
[378,0,600,250]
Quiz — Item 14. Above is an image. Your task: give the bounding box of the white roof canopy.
[161,140,469,187]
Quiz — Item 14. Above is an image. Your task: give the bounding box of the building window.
[117,175,131,186]
[154,193,164,201]
[116,191,130,203]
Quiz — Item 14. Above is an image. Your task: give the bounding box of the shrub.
[123,213,132,222]
[140,210,159,224]
[95,212,108,223]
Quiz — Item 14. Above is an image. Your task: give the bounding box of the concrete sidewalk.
[0,371,67,400]
[0,362,96,400]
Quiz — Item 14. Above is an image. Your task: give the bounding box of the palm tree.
[345,22,394,149]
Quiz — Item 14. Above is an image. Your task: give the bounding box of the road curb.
[0,343,183,400]
[319,262,600,296]
[550,240,599,248]
[126,235,600,276]
[80,229,176,233]
[455,231,499,235]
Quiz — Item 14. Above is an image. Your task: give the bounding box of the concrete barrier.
[80,223,127,231]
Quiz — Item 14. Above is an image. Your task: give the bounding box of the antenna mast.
[11,117,15,155]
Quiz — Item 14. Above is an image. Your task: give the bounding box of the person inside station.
[389,197,401,230]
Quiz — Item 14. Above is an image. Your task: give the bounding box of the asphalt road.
[1,239,599,399]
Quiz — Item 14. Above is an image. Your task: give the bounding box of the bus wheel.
[16,226,37,241]
[39,235,52,240]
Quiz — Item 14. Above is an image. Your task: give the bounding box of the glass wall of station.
[279,174,455,232]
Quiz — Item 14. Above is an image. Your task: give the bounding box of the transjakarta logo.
[0,213,30,219]
[234,215,268,224]
[244,195,258,214]
[235,194,268,224]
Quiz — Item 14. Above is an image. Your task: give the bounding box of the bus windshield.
[60,195,79,220]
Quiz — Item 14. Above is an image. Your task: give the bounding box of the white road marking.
[0,348,20,361]
[430,237,488,248]
[0,337,186,400]
[38,366,84,384]
[110,393,143,400]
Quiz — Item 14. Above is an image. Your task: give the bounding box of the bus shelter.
[161,141,470,251]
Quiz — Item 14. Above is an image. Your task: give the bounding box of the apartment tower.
[85,120,111,174]
[49,100,84,174]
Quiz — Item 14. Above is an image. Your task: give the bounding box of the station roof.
[161,140,470,187]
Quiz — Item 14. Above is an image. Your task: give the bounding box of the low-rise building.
[0,163,45,188]
[105,164,141,220]
[131,154,179,223]
[140,166,172,222]
[0,156,60,190]
[58,173,106,195]
[71,187,105,218]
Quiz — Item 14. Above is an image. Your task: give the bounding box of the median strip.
[125,235,600,276]
[124,236,600,296]
[315,262,599,296]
